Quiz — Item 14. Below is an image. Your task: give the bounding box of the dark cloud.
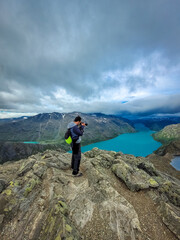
[0,0,180,117]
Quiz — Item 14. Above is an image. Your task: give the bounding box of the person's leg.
[71,153,74,169]
[71,142,74,169]
[72,142,81,175]
[76,143,81,173]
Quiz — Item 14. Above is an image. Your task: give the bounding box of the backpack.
[64,128,72,144]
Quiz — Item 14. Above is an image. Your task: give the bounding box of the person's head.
[74,116,82,125]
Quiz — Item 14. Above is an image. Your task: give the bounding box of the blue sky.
[0,0,180,118]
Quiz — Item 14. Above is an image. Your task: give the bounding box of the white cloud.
[0,111,37,119]
[99,52,180,102]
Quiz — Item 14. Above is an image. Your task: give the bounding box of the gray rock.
[33,165,47,178]
[84,147,101,158]
[0,214,4,226]
[0,179,7,193]
[137,161,159,176]
[156,175,180,207]
[18,160,36,176]
[112,160,159,191]
[0,195,8,214]
[99,153,114,168]
[83,161,104,185]
[65,169,142,240]
[158,201,180,239]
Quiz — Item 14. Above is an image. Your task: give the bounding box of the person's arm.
[73,125,84,136]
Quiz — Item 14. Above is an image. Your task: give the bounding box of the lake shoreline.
[80,128,162,157]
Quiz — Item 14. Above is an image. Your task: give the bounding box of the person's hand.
[81,122,86,126]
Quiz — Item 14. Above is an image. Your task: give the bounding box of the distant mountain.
[0,112,135,149]
[0,116,30,126]
[152,123,180,144]
[131,117,180,131]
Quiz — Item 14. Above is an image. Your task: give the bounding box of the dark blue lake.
[170,156,180,170]
[81,124,162,157]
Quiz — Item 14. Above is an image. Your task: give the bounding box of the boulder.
[112,160,159,191]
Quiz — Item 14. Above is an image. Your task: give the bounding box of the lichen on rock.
[23,178,39,197]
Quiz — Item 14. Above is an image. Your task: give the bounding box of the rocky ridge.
[0,148,179,240]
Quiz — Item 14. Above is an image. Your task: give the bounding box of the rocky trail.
[0,148,179,240]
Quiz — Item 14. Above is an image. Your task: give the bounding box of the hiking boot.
[73,172,83,177]
[72,170,78,175]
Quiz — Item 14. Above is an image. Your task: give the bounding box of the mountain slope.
[153,124,180,144]
[0,112,135,146]
[132,117,180,131]
[0,148,179,240]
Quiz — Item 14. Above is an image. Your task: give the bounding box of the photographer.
[67,116,87,177]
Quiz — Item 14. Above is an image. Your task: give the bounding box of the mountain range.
[0,112,180,163]
[0,112,135,145]
[131,116,180,131]
[0,112,136,162]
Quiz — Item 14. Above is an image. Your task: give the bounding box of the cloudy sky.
[0,0,180,118]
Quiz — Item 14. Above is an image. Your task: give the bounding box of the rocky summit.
[0,148,180,240]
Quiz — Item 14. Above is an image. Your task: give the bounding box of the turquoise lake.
[81,124,162,157]
[170,156,180,170]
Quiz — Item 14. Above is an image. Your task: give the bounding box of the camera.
[81,122,88,126]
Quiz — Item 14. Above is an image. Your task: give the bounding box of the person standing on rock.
[67,116,86,177]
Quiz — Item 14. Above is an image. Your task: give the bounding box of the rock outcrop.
[154,140,180,156]
[0,148,179,240]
